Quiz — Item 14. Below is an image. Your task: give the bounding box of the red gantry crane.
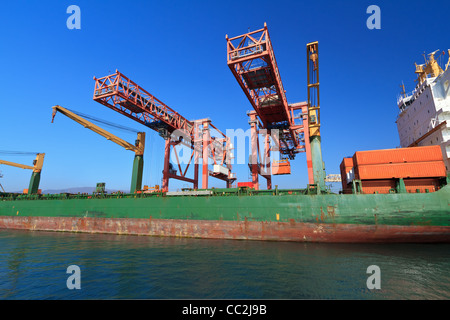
[93,70,236,192]
[226,23,313,190]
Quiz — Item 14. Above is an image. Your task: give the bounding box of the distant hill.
[42,187,128,194]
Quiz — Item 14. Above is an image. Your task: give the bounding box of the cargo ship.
[1,25,450,243]
[396,49,450,169]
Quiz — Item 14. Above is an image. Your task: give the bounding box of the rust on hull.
[1,216,449,243]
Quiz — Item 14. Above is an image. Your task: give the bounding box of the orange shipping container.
[355,161,446,180]
[360,178,440,194]
[353,145,443,166]
[361,179,396,194]
[404,178,440,193]
[339,157,353,190]
[340,158,353,175]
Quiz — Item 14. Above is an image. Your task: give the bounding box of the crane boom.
[51,105,145,156]
[0,153,45,173]
[0,160,34,171]
[93,70,194,139]
[0,153,45,194]
[51,105,146,193]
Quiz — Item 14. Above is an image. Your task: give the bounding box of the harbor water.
[0,229,449,300]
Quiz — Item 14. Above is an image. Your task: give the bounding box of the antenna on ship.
[400,81,406,98]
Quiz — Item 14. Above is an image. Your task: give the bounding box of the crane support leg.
[130,155,144,193]
[194,122,200,190]
[249,112,259,190]
[194,155,199,190]
[162,139,171,192]
[202,120,211,190]
[310,135,326,191]
[264,133,272,190]
[301,104,314,185]
[161,138,199,192]
[28,171,41,195]
[248,111,274,190]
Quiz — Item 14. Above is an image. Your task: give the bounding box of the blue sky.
[1,0,449,192]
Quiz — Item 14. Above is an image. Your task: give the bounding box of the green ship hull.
[1,185,449,243]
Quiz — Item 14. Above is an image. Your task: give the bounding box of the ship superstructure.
[396,49,450,171]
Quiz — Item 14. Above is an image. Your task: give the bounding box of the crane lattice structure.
[226,23,324,189]
[93,70,236,192]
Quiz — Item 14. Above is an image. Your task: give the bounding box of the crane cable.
[0,151,40,156]
[65,108,141,134]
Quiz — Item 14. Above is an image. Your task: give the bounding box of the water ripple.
[0,230,449,299]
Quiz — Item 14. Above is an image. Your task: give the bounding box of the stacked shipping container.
[340,146,446,194]
[340,157,354,194]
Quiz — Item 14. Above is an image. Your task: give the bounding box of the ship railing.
[0,187,325,201]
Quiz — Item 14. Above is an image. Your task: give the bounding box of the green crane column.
[396,178,407,194]
[130,155,144,193]
[310,135,326,191]
[27,153,45,195]
[306,41,325,192]
[28,171,41,194]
